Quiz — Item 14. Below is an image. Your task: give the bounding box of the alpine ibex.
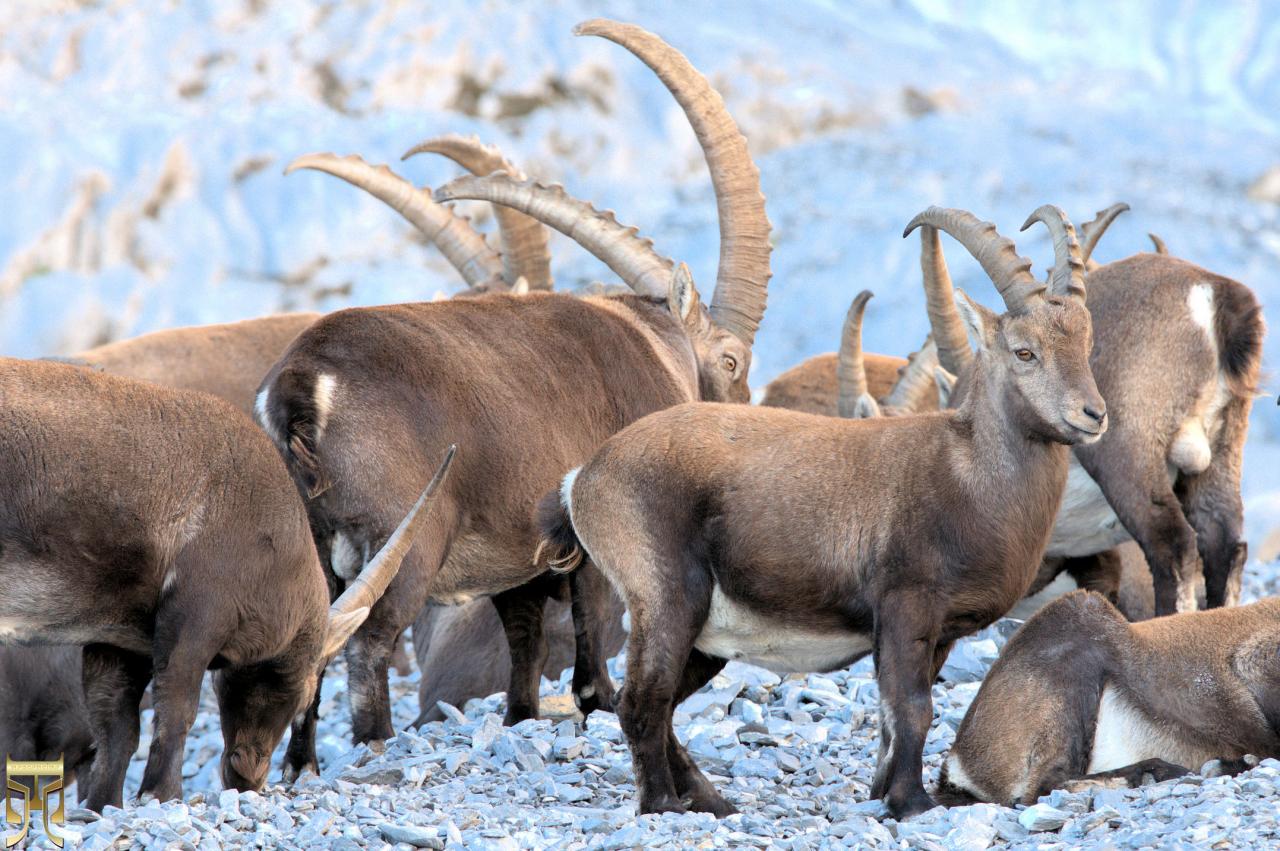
[942,589,1280,805]
[0,357,451,808]
[0,646,94,793]
[537,205,1107,819]
[257,18,772,766]
[919,206,1263,615]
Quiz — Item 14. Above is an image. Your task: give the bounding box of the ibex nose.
[1082,402,1107,425]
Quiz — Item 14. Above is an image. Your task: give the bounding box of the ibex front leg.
[870,589,941,820]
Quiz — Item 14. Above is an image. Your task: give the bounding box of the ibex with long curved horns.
[536,205,1106,820]
[918,204,1263,615]
[942,589,1280,805]
[257,19,772,770]
[0,357,451,809]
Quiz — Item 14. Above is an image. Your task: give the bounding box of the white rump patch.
[560,468,580,526]
[331,532,363,582]
[255,387,279,443]
[1187,283,1214,333]
[694,585,871,674]
[1088,685,1214,773]
[313,373,337,439]
[1047,458,1131,558]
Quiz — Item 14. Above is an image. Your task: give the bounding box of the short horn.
[882,336,941,413]
[918,225,975,376]
[1149,232,1168,254]
[435,174,674,299]
[1079,202,1129,269]
[323,445,456,659]
[404,135,553,290]
[904,207,1043,312]
[837,291,880,419]
[1020,204,1086,302]
[286,153,503,290]
[577,18,771,347]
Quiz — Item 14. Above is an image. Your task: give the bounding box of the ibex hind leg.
[613,552,715,816]
[81,644,151,811]
[668,649,735,817]
[492,574,554,726]
[569,564,619,717]
[1177,414,1248,608]
[1079,441,1201,616]
[346,509,456,745]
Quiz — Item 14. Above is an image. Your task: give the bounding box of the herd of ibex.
[0,17,1270,825]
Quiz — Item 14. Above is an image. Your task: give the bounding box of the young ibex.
[919,206,1263,615]
[942,589,1280,805]
[0,646,94,792]
[257,17,772,764]
[0,357,451,809]
[537,205,1106,819]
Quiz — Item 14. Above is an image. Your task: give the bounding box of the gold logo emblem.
[4,756,65,848]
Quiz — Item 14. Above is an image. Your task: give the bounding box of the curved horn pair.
[323,445,456,660]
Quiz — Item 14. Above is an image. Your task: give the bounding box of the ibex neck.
[957,357,1068,491]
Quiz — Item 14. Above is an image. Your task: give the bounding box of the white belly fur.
[1088,685,1217,774]
[694,585,870,674]
[1047,457,1131,558]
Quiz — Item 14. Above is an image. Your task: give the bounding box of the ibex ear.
[510,277,529,296]
[934,366,956,408]
[953,290,997,352]
[668,262,702,331]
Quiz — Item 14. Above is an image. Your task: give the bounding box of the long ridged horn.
[286,154,503,290]
[323,445,456,660]
[903,207,1042,312]
[918,226,975,376]
[883,337,941,413]
[434,174,674,298]
[1079,202,1129,269]
[1021,205,1087,302]
[403,135,553,290]
[577,19,772,346]
[836,291,881,419]
[1149,233,1168,254]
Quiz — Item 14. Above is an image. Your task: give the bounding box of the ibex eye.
[722,356,737,372]
[1015,349,1035,362]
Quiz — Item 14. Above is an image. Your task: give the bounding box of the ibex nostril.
[1083,404,1106,424]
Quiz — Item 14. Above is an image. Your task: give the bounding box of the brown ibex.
[919,206,1263,615]
[942,589,1280,805]
[0,646,94,794]
[537,205,1107,819]
[0,357,451,809]
[257,17,773,766]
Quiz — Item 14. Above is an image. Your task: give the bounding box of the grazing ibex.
[919,205,1263,615]
[258,17,772,764]
[942,589,1280,805]
[0,646,94,792]
[537,205,1107,819]
[0,357,451,808]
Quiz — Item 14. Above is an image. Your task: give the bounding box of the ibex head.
[905,205,1107,445]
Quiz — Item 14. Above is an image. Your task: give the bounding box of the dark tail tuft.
[1213,279,1264,398]
[260,367,330,498]
[534,489,585,574]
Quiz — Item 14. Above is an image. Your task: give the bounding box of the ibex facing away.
[943,589,1280,805]
[258,17,772,765]
[538,206,1106,819]
[0,358,450,809]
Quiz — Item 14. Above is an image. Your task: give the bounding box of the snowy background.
[5,2,1280,846]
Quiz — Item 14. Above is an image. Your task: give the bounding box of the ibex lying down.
[943,589,1280,804]
[538,206,1106,819]
[0,358,450,808]
[259,17,772,760]
[920,207,1263,615]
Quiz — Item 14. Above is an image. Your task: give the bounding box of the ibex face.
[667,265,752,403]
[960,293,1106,446]
[214,653,321,792]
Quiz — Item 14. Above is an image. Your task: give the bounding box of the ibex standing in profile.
[0,358,451,809]
[919,205,1262,615]
[538,206,1107,819]
[943,589,1280,805]
[258,18,773,770]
